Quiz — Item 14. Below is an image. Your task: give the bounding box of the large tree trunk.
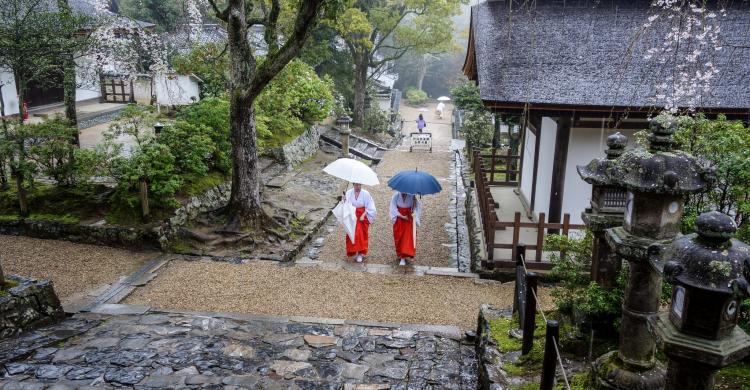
[11,72,29,217]
[58,0,79,143]
[416,54,427,91]
[223,0,265,230]
[352,54,368,128]
[0,85,8,190]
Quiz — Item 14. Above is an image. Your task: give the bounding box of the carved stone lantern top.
[578,115,715,195]
[661,212,750,295]
[577,132,627,186]
[337,115,352,134]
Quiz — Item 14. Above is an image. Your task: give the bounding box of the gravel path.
[0,236,154,303]
[125,259,553,330]
[317,104,456,267]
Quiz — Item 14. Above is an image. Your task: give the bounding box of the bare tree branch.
[207,0,229,22]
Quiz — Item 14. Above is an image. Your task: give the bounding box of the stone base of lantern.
[649,312,750,368]
[592,351,665,390]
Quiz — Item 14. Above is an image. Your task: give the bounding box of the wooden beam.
[529,115,542,212]
[548,116,572,233]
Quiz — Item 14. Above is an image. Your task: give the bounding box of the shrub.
[546,232,624,327]
[255,59,334,149]
[176,98,231,174]
[450,82,484,111]
[111,142,181,209]
[23,118,78,186]
[462,111,494,150]
[404,88,428,105]
[158,121,215,177]
[363,106,390,133]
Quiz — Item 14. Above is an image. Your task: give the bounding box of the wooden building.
[463,0,750,224]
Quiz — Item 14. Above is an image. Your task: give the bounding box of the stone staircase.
[320,130,387,163]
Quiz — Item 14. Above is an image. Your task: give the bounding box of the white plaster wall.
[519,126,536,207]
[533,117,557,218]
[133,78,152,105]
[0,71,20,115]
[155,75,201,105]
[562,126,640,224]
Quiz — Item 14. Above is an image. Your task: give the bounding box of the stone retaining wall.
[159,182,231,248]
[476,305,511,389]
[0,220,160,250]
[0,275,65,339]
[269,125,321,167]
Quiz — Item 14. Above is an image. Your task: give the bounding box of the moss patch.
[0,279,20,296]
[716,361,750,389]
[179,171,228,198]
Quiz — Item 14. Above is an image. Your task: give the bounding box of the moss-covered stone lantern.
[337,115,353,158]
[578,132,628,289]
[588,114,715,390]
[649,211,750,390]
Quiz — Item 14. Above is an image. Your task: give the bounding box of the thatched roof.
[463,0,750,113]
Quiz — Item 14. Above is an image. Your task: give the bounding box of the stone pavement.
[0,309,477,389]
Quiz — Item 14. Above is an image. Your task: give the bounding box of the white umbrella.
[437,96,451,101]
[323,158,379,186]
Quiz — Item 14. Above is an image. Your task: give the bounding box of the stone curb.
[89,304,463,339]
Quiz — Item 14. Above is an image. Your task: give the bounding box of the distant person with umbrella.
[387,168,442,266]
[416,114,427,133]
[345,183,377,263]
[390,191,421,266]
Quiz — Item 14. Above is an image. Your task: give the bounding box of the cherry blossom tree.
[640,0,725,113]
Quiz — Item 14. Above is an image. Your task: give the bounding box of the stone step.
[320,131,387,164]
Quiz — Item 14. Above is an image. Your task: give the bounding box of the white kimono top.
[346,188,377,223]
[389,192,422,227]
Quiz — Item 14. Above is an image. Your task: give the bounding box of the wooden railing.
[472,150,585,271]
[474,149,520,187]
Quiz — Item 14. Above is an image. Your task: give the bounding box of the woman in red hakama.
[345,183,377,263]
[390,192,422,266]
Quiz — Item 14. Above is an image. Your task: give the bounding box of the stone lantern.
[578,132,628,289]
[337,115,353,158]
[590,115,715,390]
[649,211,750,390]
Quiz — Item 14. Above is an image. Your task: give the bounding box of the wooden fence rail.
[472,150,585,271]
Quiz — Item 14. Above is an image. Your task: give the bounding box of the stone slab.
[90,304,150,316]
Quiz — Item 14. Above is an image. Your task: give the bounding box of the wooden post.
[490,148,496,183]
[522,272,538,355]
[540,320,560,390]
[536,212,546,262]
[512,212,522,260]
[513,244,527,315]
[507,147,514,182]
[488,203,496,261]
[561,214,571,259]
[139,178,149,221]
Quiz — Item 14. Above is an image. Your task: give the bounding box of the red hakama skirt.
[393,206,415,258]
[346,207,369,256]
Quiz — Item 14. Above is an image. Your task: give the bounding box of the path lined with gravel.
[317,105,456,267]
[125,259,552,330]
[0,236,154,306]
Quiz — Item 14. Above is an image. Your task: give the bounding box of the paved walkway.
[0,309,477,389]
[316,104,457,268]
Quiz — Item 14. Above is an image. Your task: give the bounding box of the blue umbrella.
[387,169,442,195]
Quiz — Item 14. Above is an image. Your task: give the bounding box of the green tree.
[204,0,343,231]
[255,59,334,147]
[176,98,232,174]
[119,0,185,32]
[172,43,231,98]
[461,110,493,151]
[333,0,464,127]
[450,81,483,111]
[673,115,750,241]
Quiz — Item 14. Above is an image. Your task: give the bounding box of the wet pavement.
[0,310,477,389]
